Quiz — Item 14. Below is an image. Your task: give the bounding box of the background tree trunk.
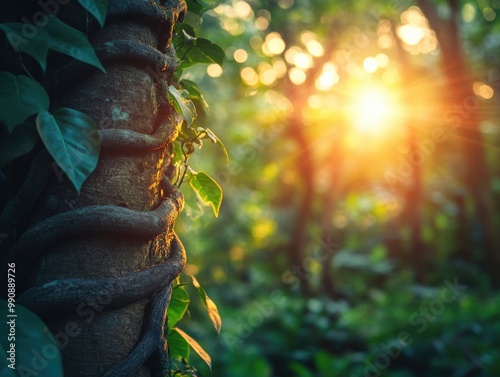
[1,0,187,375]
[418,0,500,283]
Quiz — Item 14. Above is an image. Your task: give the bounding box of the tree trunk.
[418,0,500,283]
[1,0,187,375]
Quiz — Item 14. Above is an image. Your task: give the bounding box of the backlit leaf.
[168,85,197,125]
[167,328,190,362]
[167,285,190,329]
[189,172,223,217]
[191,276,222,334]
[173,327,211,370]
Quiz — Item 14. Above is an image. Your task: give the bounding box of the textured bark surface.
[1,0,187,375]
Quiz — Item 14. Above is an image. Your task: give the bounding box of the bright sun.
[351,86,400,134]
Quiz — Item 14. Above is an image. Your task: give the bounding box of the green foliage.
[0,123,38,169]
[0,7,106,191]
[36,108,100,193]
[0,16,105,73]
[0,301,63,377]
[167,278,222,374]
[174,24,225,70]
[189,172,223,217]
[191,276,222,334]
[171,1,500,377]
[0,71,102,191]
[179,79,210,113]
[0,73,49,133]
[169,285,190,328]
[168,327,191,361]
[172,328,212,370]
[185,0,221,16]
[203,128,229,162]
[168,85,198,126]
[77,0,108,27]
[168,19,228,218]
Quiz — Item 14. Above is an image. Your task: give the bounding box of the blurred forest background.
[174,0,500,376]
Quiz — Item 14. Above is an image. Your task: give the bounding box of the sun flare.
[351,86,400,135]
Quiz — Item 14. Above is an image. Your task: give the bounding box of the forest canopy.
[175,0,500,376]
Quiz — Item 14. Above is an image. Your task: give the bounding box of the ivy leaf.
[173,327,211,370]
[173,24,196,51]
[189,171,223,217]
[36,108,101,193]
[0,73,49,132]
[179,37,225,69]
[203,128,229,162]
[167,285,190,329]
[175,28,224,69]
[0,17,105,73]
[0,123,38,168]
[186,0,219,16]
[171,141,184,166]
[167,328,190,362]
[0,301,63,377]
[77,0,108,27]
[0,24,50,71]
[191,276,222,335]
[168,85,197,125]
[43,16,105,72]
[178,125,199,143]
[180,79,209,112]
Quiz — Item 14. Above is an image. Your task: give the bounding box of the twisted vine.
[1,0,189,375]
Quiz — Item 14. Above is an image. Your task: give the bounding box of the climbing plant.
[0,0,224,375]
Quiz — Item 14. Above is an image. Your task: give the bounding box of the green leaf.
[0,17,105,73]
[189,172,223,217]
[177,125,199,143]
[171,141,184,166]
[36,108,101,193]
[173,327,211,370]
[0,73,49,132]
[0,24,49,71]
[178,35,225,69]
[174,24,196,50]
[191,276,222,334]
[186,0,219,16]
[168,328,190,362]
[77,0,108,27]
[0,301,63,377]
[203,128,229,162]
[175,27,224,69]
[167,285,190,329]
[180,79,209,112]
[168,86,197,125]
[43,16,105,72]
[0,123,38,168]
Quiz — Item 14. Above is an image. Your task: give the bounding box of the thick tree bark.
[1,0,187,375]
